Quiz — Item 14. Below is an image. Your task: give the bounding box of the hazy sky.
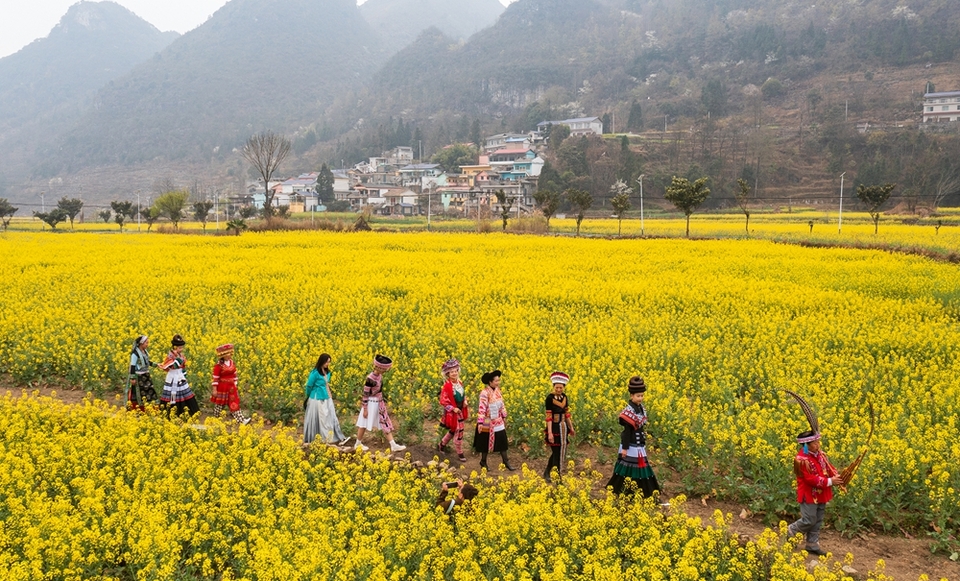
[0,0,516,59]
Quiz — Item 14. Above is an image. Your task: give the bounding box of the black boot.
[501,452,516,471]
[479,453,488,470]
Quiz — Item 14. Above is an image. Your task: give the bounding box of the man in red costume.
[787,429,846,556]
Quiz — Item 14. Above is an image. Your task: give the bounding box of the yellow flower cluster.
[0,230,958,539]
[0,393,894,580]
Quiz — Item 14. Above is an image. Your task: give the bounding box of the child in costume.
[158,334,200,417]
[210,343,251,425]
[354,354,406,453]
[437,359,469,463]
[606,376,660,497]
[543,371,575,481]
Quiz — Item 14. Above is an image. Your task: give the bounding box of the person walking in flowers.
[437,359,469,463]
[158,334,200,417]
[126,335,158,410]
[473,369,515,472]
[210,344,251,425]
[785,390,846,556]
[606,376,661,497]
[543,371,575,482]
[354,354,406,453]
[303,353,350,446]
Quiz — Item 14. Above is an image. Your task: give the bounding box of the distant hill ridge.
[360,0,504,54]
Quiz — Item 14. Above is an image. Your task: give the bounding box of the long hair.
[315,353,331,373]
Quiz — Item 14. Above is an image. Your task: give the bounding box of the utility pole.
[637,174,645,236]
[838,172,846,234]
[136,190,141,232]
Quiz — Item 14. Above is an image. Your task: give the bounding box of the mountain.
[360,0,504,54]
[43,0,388,174]
[0,1,178,182]
[347,0,619,122]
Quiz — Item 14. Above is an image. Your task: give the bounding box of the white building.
[923,91,960,123]
[536,116,604,137]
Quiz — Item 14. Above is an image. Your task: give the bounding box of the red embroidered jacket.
[793,449,839,504]
[439,381,468,430]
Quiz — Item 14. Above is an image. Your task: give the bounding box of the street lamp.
[636,174,645,236]
[838,172,846,234]
[41,191,45,212]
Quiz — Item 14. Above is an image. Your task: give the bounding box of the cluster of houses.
[241,117,603,216]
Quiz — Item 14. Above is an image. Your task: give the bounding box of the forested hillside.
[0,1,177,184]
[38,0,388,177]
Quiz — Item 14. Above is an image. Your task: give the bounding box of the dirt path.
[5,383,957,581]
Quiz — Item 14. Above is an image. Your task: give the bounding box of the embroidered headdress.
[441,359,460,376]
[373,354,393,371]
[550,371,569,386]
[216,344,234,358]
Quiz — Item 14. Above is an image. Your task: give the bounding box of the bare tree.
[242,131,291,218]
[533,189,562,232]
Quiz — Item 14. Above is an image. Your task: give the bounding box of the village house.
[536,116,603,137]
[922,91,960,123]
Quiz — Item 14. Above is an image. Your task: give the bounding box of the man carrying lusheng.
[785,390,847,556]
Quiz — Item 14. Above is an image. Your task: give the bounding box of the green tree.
[239,205,258,219]
[193,200,214,231]
[566,188,593,236]
[665,176,711,237]
[556,136,589,177]
[549,124,571,146]
[494,189,514,232]
[34,208,67,230]
[144,207,160,231]
[98,209,112,223]
[315,164,335,205]
[242,131,291,218]
[856,183,896,234]
[470,119,482,150]
[153,190,190,230]
[0,198,18,231]
[431,144,477,173]
[533,189,562,232]
[735,178,752,233]
[761,77,784,99]
[627,100,643,132]
[110,201,133,232]
[57,197,84,230]
[610,180,632,236]
[226,218,247,236]
[701,79,727,117]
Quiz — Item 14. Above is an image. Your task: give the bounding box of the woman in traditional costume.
[473,369,515,471]
[543,371,575,481]
[607,376,661,497]
[210,343,251,424]
[127,335,158,410]
[437,359,469,462]
[354,354,406,453]
[303,353,349,445]
[158,334,200,417]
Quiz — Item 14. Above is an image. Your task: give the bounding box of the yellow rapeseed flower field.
[0,394,899,580]
[0,230,958,557]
